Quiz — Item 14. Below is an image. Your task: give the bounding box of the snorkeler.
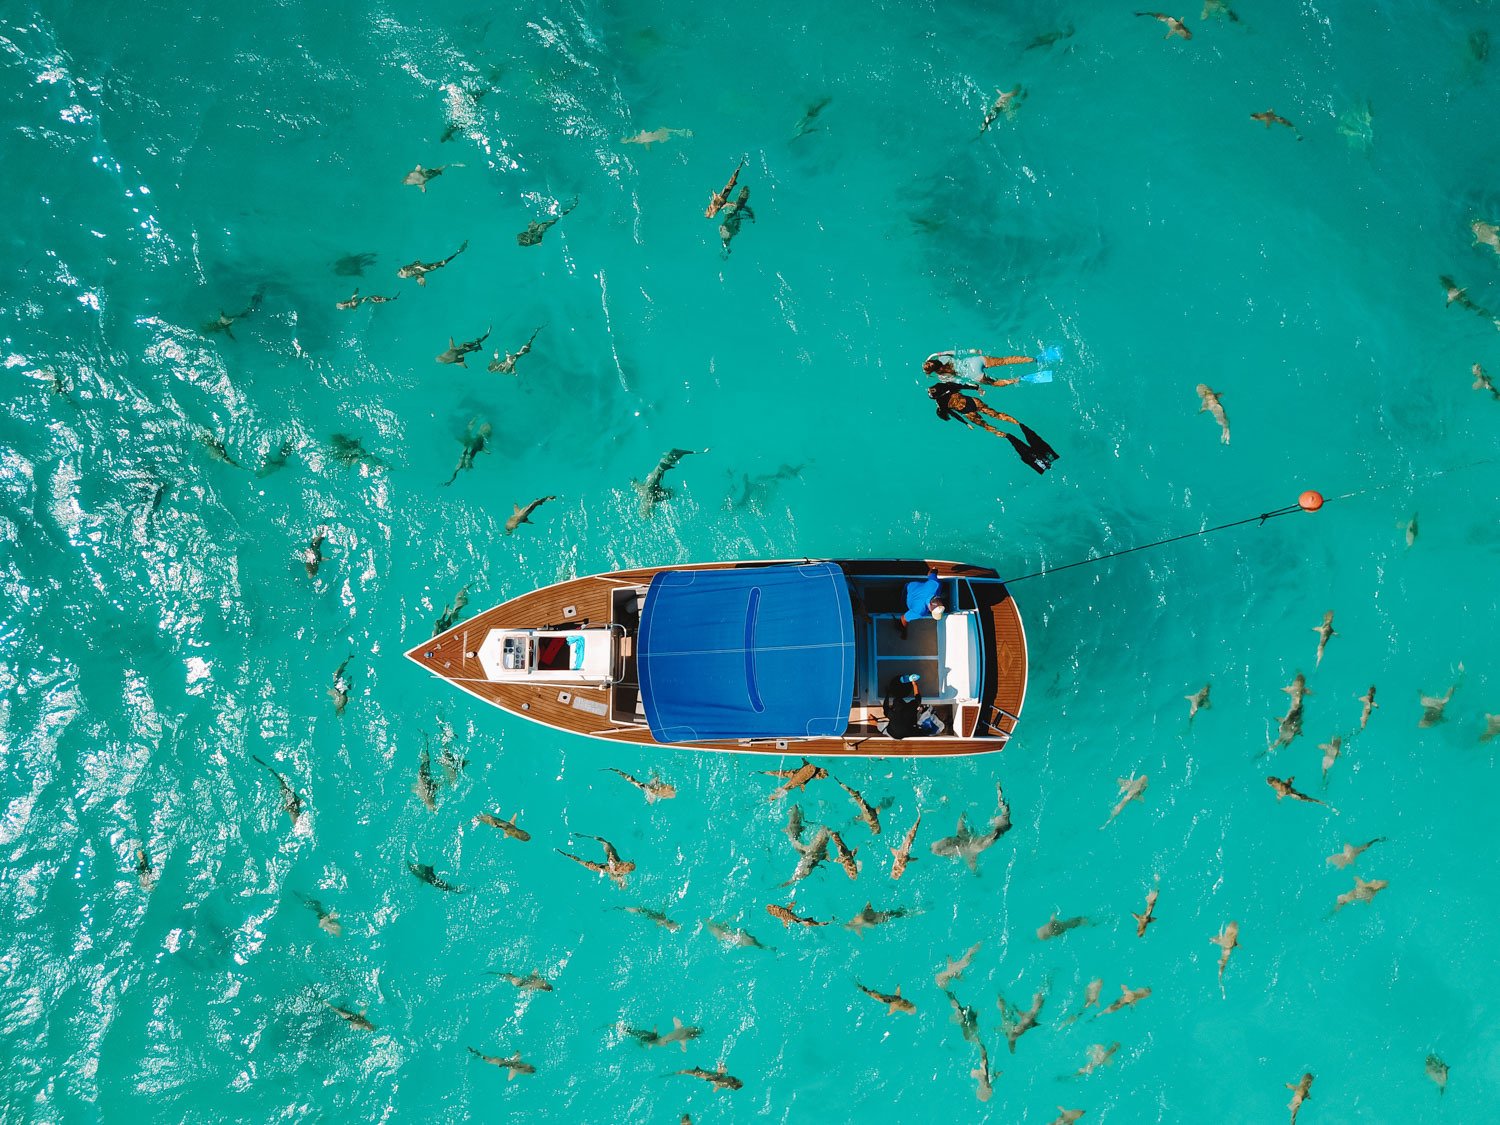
[927,382,1061,474]
[924,347,1059,386]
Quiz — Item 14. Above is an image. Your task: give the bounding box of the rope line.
[999,457,1496,586]
[999,504,1305,584]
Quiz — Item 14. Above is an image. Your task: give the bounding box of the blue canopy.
[637,563,855,743]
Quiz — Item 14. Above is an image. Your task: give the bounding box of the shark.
[705,159,745,218]
[556,834,635,889]
[397,240,468,286]
[329,654,353,715]
[505,496,557,535]
[672,1063,742,1093]
[468,1048,534,1079]
[890,813,921,879]
[1186,683,1211,721]
[1209,921,1239,986]
[1196,384,1230,444]
[1037,914,1091,941]
[1425,1054,1448,1096]
[602,767,676,803]
[1326,837,1384,869]
[1060,979,1103,1026]
[488,325,543,375]
[301,527,327,578]
[999,987,1046,1053]
[1333,876,1388,912]
[622,127,693,147]
[408,861,464,893]
[328,1003,375,1032]
[1096,984,1151,1018]
[1135,10,1192,38]
[1287,1072,1313,1124]
[704,919,771,951]
[472,810,530,840]
[855,981,915,1015]
[1101,773,1148,828]
[761,758,828,801]
[833,777,881,834]
[1132,887,1159,937]
[442,419,492,487]
[250,754,303,824]
[766,901,828,928]
[1312,611,1336,666]
[413,739,438,811]
[619,906,681,933]
[633,447,706,516]
[403,163,461,191]
[828,831,860,881]
[979,86,1025,133]
[625,1017,701,1050]
[844,902,907,937]
[935,941,982,989]
[517,197,578,247]
[930,812,1010,872]
[489,970,551,991]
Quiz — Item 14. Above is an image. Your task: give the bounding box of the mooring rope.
[999,502,1307,584]
[999,457,1496,586]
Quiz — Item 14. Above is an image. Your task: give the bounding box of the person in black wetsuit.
[927,382,1060,475]
[883,674,923,740]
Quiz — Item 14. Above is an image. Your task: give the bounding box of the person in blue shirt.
[898,569,946,638]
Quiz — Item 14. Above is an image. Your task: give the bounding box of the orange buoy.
[1298,490,1324,512]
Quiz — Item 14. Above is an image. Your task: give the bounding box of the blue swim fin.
[1037,345,1062,364]
[1020,368,1054,384]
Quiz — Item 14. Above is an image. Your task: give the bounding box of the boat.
[406,559,1026,757]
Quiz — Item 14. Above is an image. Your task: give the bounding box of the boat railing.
[983,704,1020,742]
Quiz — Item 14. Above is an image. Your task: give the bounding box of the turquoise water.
[3,0,1498,1120]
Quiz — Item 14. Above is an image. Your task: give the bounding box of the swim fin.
[1019,369,1054,384]
[1019,422,1060,469]
[1037,345,1062,364]
[1005,424,1061,474]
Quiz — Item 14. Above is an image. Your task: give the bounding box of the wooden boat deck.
[406,559,1026,758]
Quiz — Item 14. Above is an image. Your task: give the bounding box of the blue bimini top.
[636,562,855,743]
